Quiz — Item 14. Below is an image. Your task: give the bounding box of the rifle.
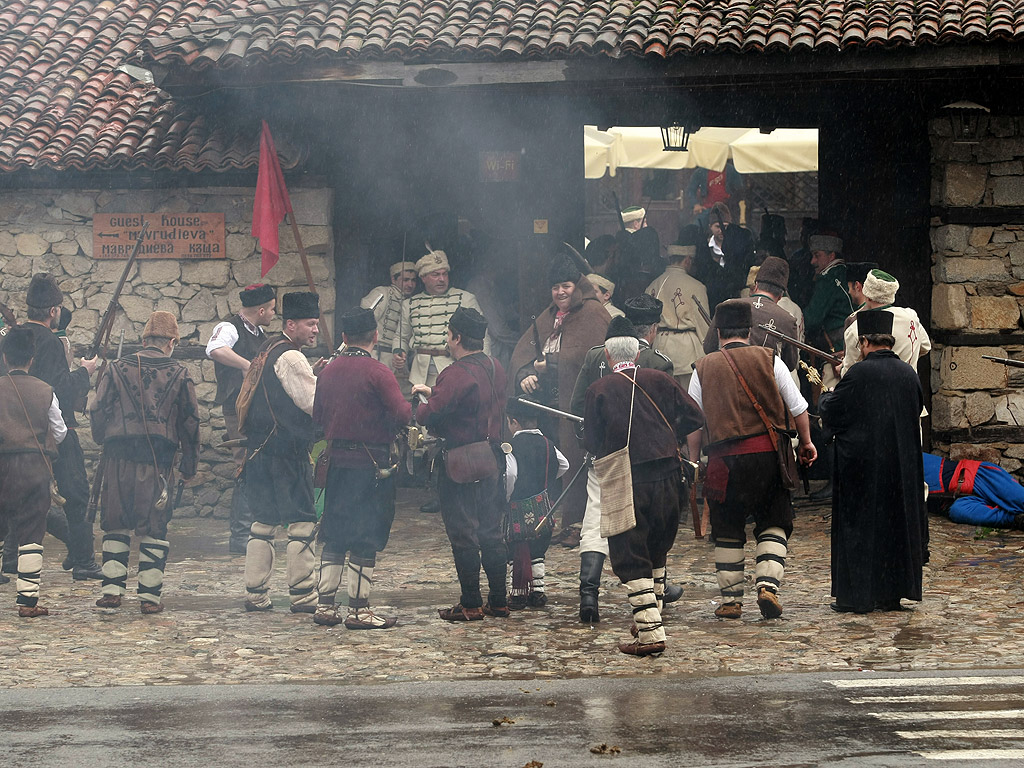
[560,240,594,276]
[88,221,149,362]
[757,323,842,367]
[981,355,1024,369]
[0,297,16,331]
[610,191,627,232]
[87,221,149,522]
[514,397,585,424]
[692,294,712,327]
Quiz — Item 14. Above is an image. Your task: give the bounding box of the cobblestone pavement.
[2,485,1023,688]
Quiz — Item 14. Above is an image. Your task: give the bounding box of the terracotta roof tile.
[2,1,1022,171]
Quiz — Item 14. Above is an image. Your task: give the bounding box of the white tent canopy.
[584,125,818,178]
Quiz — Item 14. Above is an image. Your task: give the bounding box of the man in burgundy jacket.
[413,307,508,622]
[584,336,704,656]
[312,307,412,629]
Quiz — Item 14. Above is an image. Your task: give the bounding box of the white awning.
[584,126,818,178]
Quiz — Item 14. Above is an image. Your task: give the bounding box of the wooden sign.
[479,151,519,182]
[93,213,225,259]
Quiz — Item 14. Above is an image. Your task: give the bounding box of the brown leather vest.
[0,371,57,457]
[695,344,788,448]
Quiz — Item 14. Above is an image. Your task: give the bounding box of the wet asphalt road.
[2,670,1023,767]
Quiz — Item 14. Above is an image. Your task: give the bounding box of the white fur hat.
[415,250,449,276]
[862,269,899,305]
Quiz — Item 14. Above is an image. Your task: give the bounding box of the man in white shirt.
[206,283,277,554]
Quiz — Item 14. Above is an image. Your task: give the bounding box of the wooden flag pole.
[286,212,333,351]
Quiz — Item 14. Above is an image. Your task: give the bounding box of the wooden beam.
[932,206,1024,225]
[158,43,1012,92]
[932,426,1024,444]
[931,332,1024,347]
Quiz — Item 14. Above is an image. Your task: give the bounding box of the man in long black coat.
[819,309,927,614]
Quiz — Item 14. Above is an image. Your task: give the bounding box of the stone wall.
[0,186,334,519]
[930,115,1024,473]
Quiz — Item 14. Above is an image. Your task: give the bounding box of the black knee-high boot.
[579,551,605,623]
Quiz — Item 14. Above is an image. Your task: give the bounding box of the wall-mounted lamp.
[942,101,990,144]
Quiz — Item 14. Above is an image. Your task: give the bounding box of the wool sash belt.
[705,433,774,503]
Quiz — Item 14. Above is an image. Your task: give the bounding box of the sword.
[547,453,591,517]
[513,397,584,424]
[981,355,1024,369]
[170,478,185,519]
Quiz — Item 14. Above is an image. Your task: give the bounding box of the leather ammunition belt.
[416,348,450,357]
[658,327,696,334]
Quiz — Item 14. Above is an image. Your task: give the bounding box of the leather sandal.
[95,595,122,608]
[438,603,484,621]
[482,603,511,618]
[618,639,666,657]
[140,602,164,615]
[18,605,49,618]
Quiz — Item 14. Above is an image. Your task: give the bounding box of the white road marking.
[897,729,1024,739]
[870,709,1024,722]
[851,694,1024,705]
[914,748,1024,761]
[828,676,1024,689]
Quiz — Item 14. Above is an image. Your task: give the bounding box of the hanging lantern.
[660,122,695,152]
[942,101,990,144]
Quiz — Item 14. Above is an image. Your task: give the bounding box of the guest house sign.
[93,213,225,259]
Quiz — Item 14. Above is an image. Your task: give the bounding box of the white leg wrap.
[579,467,610,555]
[505,560,513,594]
[531,558,546,593]
[286,521,317,609]
[101,530,131,597]
[16,543,43,607]
[346,558,374,609]
[652,566,666,610]
[244,522,276,607]
[625,577,665,644]
[316,555,345,607]
[715,538,745,603]
[137,536,169,605]
[754,527,788,593]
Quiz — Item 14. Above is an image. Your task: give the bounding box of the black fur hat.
[449,306,488,340]
[623,294,663,327]
[605,316,636,341]
[26,273,62,308]
[714,299,752,330]
[340,307,377,335]
[281,292,320,320]
[548,255,580,286]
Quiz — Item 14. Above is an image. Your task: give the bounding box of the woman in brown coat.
[508,257,611,544]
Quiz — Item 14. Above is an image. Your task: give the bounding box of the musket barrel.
[514,397,585,424]
[757,323,841,366]
[981,355,1024,369]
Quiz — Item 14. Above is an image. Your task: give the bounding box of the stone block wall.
[0,186,334,519]
[930,115,1024,474]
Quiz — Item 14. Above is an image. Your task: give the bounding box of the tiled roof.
[0,0,305,172]
[1,1,1022,172]
[146,0,1024,65]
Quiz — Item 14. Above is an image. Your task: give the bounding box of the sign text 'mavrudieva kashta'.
[93,213,226,259]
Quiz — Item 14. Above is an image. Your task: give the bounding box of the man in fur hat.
[361,261,417,374]
[570,313,677,624]
[584,334,703,656]
[413,307,509,621]
[239,292,323,614]
[311,306,411,629]
[647,225,710,390]
[688,300,817,621]
[206,283,277,554]
[0,274,102,581]
[844,262,879,320]
[839,269,931,377]
[509,258,611,546]
[0,327,67,616]
[703,256,800,373]
[820,309,926,613]
[91,311,199,614]
[587,273,624,319]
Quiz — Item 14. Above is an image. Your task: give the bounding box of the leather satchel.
[719,347,799,491]
[595,369,639,537]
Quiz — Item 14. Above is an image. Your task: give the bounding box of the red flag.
[252,120,293,277]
